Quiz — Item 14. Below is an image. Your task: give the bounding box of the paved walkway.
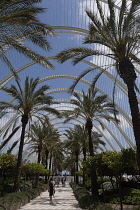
[19,183,82,210]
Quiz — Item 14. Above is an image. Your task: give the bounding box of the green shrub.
[70,182,93,208]
[133,207,140,210]
[0,183,47,210]
[23,189,36,200]
[0,204,6,210]
[0,195,21,210]
[103,181,117,191]
[100,188,140,205]
[88,202,114,210]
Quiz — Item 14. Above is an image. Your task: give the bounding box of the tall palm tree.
[41,124,62,180]
[56,0,140,167]
[62,88,118,198]
[26,122,45,163]
[64,126,81,184]
[27,121,61,184]
[0,76,60,191]
[0,0,55,74]
[51,141,64,176]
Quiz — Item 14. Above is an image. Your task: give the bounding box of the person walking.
[48,178,55,203]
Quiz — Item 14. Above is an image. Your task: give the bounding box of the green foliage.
[133,207,140,210]
[102,151,123,175]
[121,148,138,174]
[21,163,49,175]
[0,184,48,210]
[0,154,16,170]
[75,170,83,176]
[100,188,140,205]
[83,148,138,178]
[83,156,94,176]
[0,194,21,210]
[70,182,93,208]
[0,154,17,188]
[88,202,114,210]
[0,206,6,210]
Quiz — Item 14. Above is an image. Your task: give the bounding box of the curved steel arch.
[50,117,115,151]
[48,98,135,148]
[0,75,132,134]
[0,53,131,98]
[0,86,134,149]
[52,123,121,150]
[44,85,132,127]
[0,24,137,152]
[48,102,135,149]
[1,23,138,93]
[48,107,128,150]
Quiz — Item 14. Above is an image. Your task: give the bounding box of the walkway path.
[19,182,82,210]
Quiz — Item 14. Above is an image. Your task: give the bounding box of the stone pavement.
[19,182,82,210]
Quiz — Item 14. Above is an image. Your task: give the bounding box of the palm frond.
[86,9,102,32]
[112,72,120,123]
[134,83,140,93]
[90,71,105,90]
[107,0,117,41]
[130,54,140,64]
[7,38,54,69]
[7,140,19,153]
[123,0,139,33]
[0,47,19,80]
[95,0,105,25]
[69,68,95,93]
[118,0,127,37]
[0,125,20,151]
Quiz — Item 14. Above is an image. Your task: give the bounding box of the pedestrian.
[64,176,66,187]
[48,178,55,203]
[57,177,60,186]
[61,177,64,186]
[53,178,56,196]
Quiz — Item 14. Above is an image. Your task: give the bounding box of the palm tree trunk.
[14,114,28,192]
[45,149,49,184]
[119,60,140,169]
[36,146,41,187]
[127,82,140,168]
[87,121,94,157]
[83,147,86,186]
[48,153,52,180]
[86,120,99,199]
[75,152,79,184]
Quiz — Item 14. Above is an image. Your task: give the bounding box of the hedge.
[0,184,48,210]
[70,182,93,208]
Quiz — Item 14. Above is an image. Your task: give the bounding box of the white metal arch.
[48,105,130,150]
[0,75,132,135]
[0,86,134,149]
[50,117,115,151]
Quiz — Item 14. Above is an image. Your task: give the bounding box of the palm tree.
[0,0,55,74]
[39,123,62,180]
[56,0,140,167]
[51,141,64,176]
[64,126,81,184]
[27,121,61,185]
[27,121,47,164]
[62,88,118,198]
[91,131,105,153]
[0,76,60,191]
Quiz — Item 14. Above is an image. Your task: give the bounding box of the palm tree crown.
[56,0,140,167]
[63,88,117,132]
[0,0,55,72]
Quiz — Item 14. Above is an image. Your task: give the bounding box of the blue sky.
[0,0,138,157]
